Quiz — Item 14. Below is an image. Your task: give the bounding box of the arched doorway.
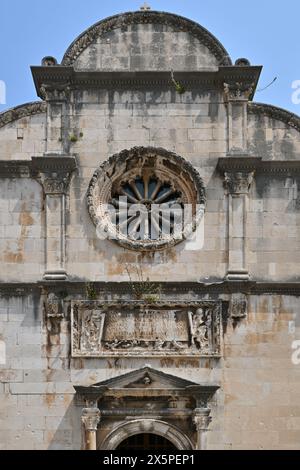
[117,433,177,451]
[100,419,193,450]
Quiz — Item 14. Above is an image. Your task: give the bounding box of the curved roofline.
[249,102,300,133]
[0,101,46,129]
[62,10,232,67]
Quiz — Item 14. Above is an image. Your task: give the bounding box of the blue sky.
[0,0,299,115]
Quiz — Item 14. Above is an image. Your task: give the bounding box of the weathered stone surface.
[0,9,300,451]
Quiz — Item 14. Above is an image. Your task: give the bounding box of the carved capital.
[41,173,73,195]
[224,81,255,101]
[225,171,255,195]
[40,83,70,102]
[81,408,101,432]
[32,155,77,195]
[193,408,212,431]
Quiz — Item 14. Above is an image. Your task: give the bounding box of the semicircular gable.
[248,102,300,134]
[62,10,232,71]
[0,101,46,129]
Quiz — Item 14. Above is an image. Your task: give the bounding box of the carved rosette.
[225,171,255,195]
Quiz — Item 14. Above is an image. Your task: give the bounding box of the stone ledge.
[1,281,300,296]
[31,67,262,98]
[217,156,300,174]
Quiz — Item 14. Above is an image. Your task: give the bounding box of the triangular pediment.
[92,367,199,390]
[74,367,219,404]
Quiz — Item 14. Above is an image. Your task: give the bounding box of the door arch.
[100,419,193,450]
[117,433,177,451]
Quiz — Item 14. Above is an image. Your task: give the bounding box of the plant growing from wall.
[85,282,98,300]
[69,131,83,143]
[171,70,186,95]
[125,263,161,302]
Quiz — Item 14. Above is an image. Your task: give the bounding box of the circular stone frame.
[87,147,206,252]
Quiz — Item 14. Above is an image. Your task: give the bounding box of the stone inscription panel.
[71,301,221,357]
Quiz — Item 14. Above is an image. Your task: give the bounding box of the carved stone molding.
[218,157,300,175]
[229,293,248,319]
[40,83,71,102]
[225,171,255,195]
[193,408,212,431]
[224,81,255,101]
[87,146,206,252]
[0,161,32,179]
[249,102,300,133]
[75,367,219,450]
[32,155,77,195]
[0,101,46,128]
[44,292,64,318]
[71,301,221,358]
[44,293,64,335]
[81,408,101,432]
[62,11,232,67]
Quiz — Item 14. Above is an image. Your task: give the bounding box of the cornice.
[0,155,77,180]
[30,68,262,99]
[0,161,32,178]
[217,157,300,174]
[1,281,300,296]
[61,10,232,67]
[31,155,77,173]
[0,101,46,128]
[249,102,300,133]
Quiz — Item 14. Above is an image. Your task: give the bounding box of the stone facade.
[1,10,300,450]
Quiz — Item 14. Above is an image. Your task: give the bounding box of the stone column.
[224,81,254,155]
[32,156,77,280]
[193,408,212,450]
[81,407,101,451]
[225,171,254,281]
[40,79,70,156]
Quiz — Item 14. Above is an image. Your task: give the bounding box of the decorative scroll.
[71,301,221,357]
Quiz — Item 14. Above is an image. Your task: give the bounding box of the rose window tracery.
[87,147,206,251]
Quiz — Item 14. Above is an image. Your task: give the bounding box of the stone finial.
[41,56,58,67]
[140,2,151,10]
[235,58,251,67]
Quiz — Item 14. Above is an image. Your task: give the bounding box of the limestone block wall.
[66,88,228,282]
[249,174,300,281]
[0,292,299,449]
[0,179,44,282]
[248,111,300,161]
[0,112,46,161]
[73,23,220,71]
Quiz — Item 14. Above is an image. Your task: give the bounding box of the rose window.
[87,147,206,251]
[111,175,183,241]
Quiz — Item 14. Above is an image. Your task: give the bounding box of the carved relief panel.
[71,301,221,357]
